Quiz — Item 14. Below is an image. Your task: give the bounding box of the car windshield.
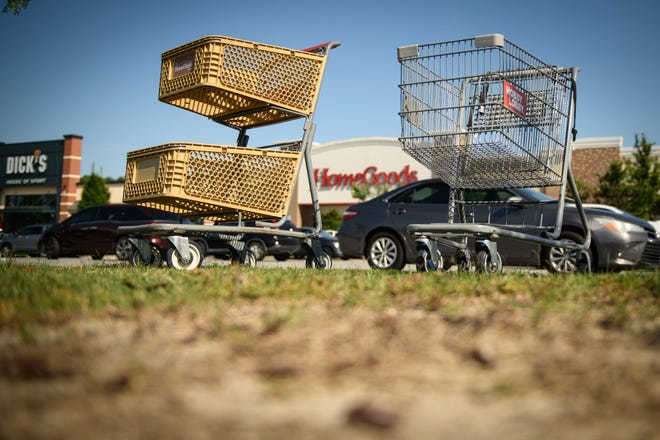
[516,188,557,202]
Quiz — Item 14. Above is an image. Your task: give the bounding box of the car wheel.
[166,240,204,270]
[247,241,266,261]
[366,232,405,270]
[544,231,592,274]
[38,242,47,258]
[44,237,60,259]
[115,236,133,261]
[1,243,11,257]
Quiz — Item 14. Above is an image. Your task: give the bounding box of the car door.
[463,189,542,266]
[387,181,451,256]
[60,207,99,254]
[12,225,39,253]
[92,205,128,253]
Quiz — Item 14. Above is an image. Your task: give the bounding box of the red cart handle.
[302,41,341,55]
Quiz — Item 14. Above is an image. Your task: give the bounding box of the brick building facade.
[570,137,622,199]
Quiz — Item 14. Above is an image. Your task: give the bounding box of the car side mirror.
[507,196,524,203]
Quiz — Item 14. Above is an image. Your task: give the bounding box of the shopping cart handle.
[302,41,342,54]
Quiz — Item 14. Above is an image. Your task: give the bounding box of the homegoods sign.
[314,165,419,188]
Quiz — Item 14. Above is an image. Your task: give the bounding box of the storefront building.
[294,137,431,225]
[0,135,82,232]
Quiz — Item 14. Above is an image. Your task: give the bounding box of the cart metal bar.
[118,223,311,240]
[408,223,585,250]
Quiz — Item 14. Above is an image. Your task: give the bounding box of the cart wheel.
[476,250,502,273]
[130,245,163,268]
[231,250,257,267]
[167,241,203,270]
[576,250,591,274]
[543,231,591,274]
[306,251,332,270]
[416,247,443,272]
[456,250,472,272]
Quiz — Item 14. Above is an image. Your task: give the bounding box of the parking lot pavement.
[2,255,546,273]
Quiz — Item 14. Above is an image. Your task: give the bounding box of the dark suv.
[39,204,188,260]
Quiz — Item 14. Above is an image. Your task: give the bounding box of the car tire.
[247,241,266,261]
[543,231,592,274]
[366,232,405,270]
[38,242,47,258]
[115,236,133,261]
[1,243,11,257]
[44,237,60,259]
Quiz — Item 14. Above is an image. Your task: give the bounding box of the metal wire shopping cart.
[397,34,591,273]
[119,36,340,270]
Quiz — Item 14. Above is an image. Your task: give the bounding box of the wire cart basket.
[119,36,340,270]
[397,34,591,273]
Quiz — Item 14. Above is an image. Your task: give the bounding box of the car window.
[120,205,152,221]
[69,207,97,224]
[97,205,119,220]
[391,183,450,204]
[20,226,43,235]
[464,189,515,203]
[151,209,183,222]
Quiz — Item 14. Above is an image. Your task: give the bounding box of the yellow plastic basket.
[122,143,302,221]
[158,36,329,129]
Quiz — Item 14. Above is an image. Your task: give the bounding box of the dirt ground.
[1,295,659,440]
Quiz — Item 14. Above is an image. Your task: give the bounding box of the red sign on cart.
[503,81,526,118]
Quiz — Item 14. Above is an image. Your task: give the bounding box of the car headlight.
[594,217,646,234]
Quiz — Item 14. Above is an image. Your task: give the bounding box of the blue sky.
[1,0,659,179]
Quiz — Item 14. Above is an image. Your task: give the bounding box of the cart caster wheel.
[457,250,472,272]
[167,241,203,270]
[232,250,257,267]
[306,251,332,270]
[416,246,443,272]
[476,250,502,273]
[576,250,591,274]
[129,245,163,268]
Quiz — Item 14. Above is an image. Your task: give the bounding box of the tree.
[350,183,394,202]
[2,0,30,14]
[321,209,342,231]
[595,133,659,219]
[78,172,110,210]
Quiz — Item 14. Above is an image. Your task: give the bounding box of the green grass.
[1,262,658,339]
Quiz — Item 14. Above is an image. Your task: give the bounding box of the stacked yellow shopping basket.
[123,36,331,221]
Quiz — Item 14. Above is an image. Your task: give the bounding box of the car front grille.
[641,236,660,267]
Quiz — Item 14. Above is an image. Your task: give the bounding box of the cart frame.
[119,38,341,270]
